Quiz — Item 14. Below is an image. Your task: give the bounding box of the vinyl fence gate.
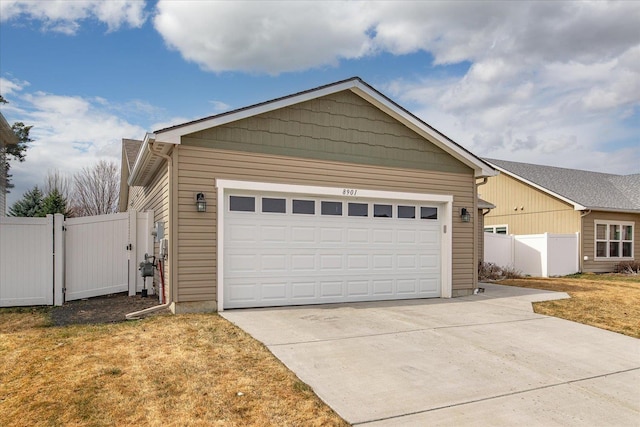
[0,210,154,307]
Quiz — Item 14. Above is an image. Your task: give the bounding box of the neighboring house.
[0,112,19,216]
[119,77,497,313]
[477,198,496,264]
[483,158,640,273]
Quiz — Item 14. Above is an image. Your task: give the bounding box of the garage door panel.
[261,282,287,300]
[373,229,394,243]
[292,282,316,299]
[347,281,369,296]
[347,228,369,243]
[261,254,287,271]
[347,254,369,269]
[292,227,315,242]
[320,227,343,243]
[224,192,442,308]
[320,281,343,298]
[397,279,418,294]
[227,254,258,273]
[397,254,417,269]
[262,225,287,242]
[291,254,316,271]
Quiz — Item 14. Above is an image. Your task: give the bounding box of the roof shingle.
[484,158,640,212]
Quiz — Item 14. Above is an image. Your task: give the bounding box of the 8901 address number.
[342,188,358,196]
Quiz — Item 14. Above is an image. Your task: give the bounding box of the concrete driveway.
[221,283,640,426]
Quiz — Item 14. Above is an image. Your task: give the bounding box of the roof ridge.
[154,76,363,134]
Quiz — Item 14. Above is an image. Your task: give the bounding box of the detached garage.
[119,77,496,313]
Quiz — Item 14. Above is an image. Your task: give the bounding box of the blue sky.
[1,0,639,208]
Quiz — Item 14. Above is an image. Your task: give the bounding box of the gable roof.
[485,158,640,213]
[127,77,496,186]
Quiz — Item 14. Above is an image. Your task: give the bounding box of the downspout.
[126,140,174,320]
[578,209,591,273]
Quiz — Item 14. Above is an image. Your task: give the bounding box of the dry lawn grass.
[0,311,348,427]
[499,274,640,338]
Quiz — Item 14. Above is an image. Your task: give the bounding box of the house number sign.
[342,188,358,196]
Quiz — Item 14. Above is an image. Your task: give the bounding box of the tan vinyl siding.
[482,172,581,235]
[127,165,171,299]
[176,147,476,303]
[582,211,639,273]
[183,91,469,175]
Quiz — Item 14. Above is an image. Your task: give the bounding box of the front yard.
[0,309,348,426]
[499,274,640,338]
[2,274,638,426]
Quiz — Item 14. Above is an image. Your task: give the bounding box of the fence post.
[53,214,64,306]
[128,210,137,296]
[542,232,549,277]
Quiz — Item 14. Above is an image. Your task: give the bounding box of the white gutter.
[127,132,156,186]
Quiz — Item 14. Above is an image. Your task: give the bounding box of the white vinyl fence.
[484,232,579,277]
[0,216,54,306]
[0,210,153,307]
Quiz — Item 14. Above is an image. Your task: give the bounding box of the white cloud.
[1,85,147,207]
[0,77,30,97]
[153,0,374,74]
[0,0,147,34]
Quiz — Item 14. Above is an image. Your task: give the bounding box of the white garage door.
[223,191,443,309]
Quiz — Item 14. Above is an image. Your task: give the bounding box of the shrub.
[479,262,522,281]
[614,261,640,275]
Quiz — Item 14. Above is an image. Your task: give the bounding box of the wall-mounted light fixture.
[195,192,207,212]
[460,207,471,222]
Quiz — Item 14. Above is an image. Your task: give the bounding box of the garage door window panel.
[293,199,315,215]
[421,207,438,220]
[322,201,343,216]
[374,204,392,218]
[398,205,415,219]
[230,196,255,212]
[262,197,286,213]
[348,203,368,217]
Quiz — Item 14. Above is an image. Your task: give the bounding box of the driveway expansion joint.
[352,367,640,426]
[267,316,549,347]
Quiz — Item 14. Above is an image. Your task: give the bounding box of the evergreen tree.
[1,96,32,193]
[8,186,44,217]
[38,188,69,217]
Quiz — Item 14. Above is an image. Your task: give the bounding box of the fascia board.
[127,133,155,186]
[487,161,587,211]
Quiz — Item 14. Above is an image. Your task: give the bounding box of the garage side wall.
[176,147,476,305]
[127,165,170,300]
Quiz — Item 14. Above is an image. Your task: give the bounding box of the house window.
[595,221,634,259]
[484,225,508,235]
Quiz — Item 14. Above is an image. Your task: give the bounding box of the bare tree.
[44,169,76,217]
[73,160,119,216]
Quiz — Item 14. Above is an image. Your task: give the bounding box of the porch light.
[196,192,207,212]
[460,207,471,222]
